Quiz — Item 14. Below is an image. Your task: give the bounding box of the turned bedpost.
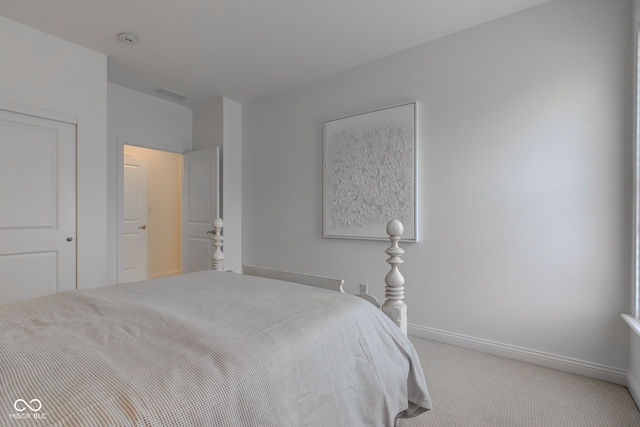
[210,217,224,271]
[382,220,407,335]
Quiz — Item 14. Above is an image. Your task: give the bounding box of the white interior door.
[182,147,220,273]
[123,155,148,283]
[0,108,76,304]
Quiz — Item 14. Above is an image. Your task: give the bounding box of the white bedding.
[0,271,431,426]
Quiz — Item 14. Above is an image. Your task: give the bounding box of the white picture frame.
[324,102,417,241]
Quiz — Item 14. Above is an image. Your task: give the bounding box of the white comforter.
[0,271,431,426]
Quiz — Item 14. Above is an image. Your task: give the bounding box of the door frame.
[0,99,78,126]
[116,136,184,283]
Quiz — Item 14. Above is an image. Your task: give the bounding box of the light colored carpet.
[401,337,640,427]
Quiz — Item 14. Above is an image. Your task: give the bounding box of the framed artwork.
[324,102,417,241]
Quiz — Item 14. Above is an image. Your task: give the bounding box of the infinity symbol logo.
[14,399,42,412]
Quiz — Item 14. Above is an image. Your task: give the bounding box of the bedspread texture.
[0,271,431,426]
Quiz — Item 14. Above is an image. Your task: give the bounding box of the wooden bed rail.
[382,220,407,335]
[242,265,344,293]
[209,217,224,271]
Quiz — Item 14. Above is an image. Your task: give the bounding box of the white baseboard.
[408,323,627,386]
[628,371,640,409]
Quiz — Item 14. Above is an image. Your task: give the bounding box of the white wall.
[0,16,108,289]
[221,99,242,273]
[107,83,193,284]
[243,0,633,380]
[193,99,224,152]
[193,97,242,272]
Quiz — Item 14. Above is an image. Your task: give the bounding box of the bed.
[0,220,431,426]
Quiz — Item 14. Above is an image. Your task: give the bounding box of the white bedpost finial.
[210,217,224,271]
[382,220,407,335]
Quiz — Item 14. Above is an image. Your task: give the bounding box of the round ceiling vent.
[118,33,138,45]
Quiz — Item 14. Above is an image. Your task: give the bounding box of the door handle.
[138,225,147,230]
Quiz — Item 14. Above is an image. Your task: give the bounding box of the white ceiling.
[0,0,553,107]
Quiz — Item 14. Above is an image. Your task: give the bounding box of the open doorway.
[121,145,183,283]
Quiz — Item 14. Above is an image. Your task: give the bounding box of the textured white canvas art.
[324,102,417,240]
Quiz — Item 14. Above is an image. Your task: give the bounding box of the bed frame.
[209,218,408,334]
[242,265,345,292]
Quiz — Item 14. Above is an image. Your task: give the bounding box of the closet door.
[0,108,76,304]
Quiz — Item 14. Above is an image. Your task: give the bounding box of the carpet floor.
[400,337,640,427]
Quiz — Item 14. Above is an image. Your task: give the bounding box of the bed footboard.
[242,265,344,292]
[211,218,408,334]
